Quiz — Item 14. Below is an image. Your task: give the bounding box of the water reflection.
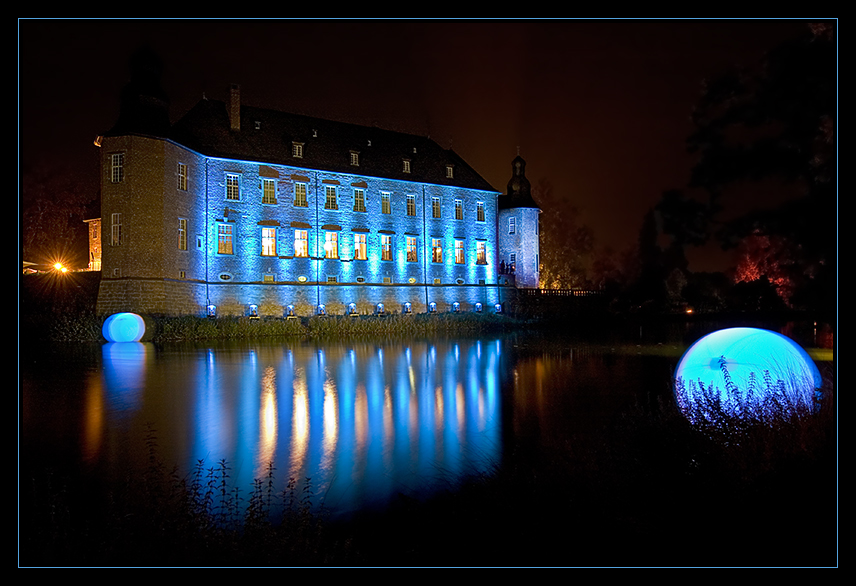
[24,320,831,524]
[99,339,503,517]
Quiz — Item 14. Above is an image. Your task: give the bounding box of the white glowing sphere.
[674,327,821,418]
[102,312,146,343]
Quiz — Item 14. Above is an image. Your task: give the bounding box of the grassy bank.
[20,311,523,344]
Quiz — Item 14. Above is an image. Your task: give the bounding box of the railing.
[517,288,604,298]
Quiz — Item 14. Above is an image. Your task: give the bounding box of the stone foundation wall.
[97,277,518,317]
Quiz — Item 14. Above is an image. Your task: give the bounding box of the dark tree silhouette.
[657,23,836,311]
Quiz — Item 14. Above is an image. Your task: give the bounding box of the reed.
[21,444,355,566]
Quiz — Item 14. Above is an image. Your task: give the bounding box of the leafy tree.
[533,179,595,289]
[659,23,835,310]
[21,162,96,268]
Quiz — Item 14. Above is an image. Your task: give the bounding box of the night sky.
[19,19,816,272]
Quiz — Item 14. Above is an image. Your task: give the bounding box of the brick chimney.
[229,84,240,131]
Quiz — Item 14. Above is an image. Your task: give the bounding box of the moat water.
[20,318,833,522]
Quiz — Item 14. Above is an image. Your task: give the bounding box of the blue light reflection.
[98,339,503,519]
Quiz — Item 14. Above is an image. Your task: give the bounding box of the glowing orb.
[674,327,822,420]
[102,312,146,343]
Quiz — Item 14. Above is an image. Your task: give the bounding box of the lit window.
[294,183,307,207]
[178,163,187,191]
[446,164,454,178]
[325,231,339,259]
[432,238,443,263]
[294,230,308,257]
[402,159,411,173]
[261,227,276,256]
[381,192,391,214]
[509,217,516,234]
[354,233,367,260]
[218,224,233,254]
[455,240,465,264]
[476,201,485,222]
[432,197,441,218]
[381,234,392,261]
[455,199,463,220]
[262,178,276,204]
[226,173,240,201]
[350,151,359,166]
[406,236,418,262]
[111,213,122,246]
[292,142,304,158]
[354,188,366,212]
[111,153,124,183]
[325,185,338,210]
[406,194,416,216]
[178,218,187,251]
[477,241,487,264]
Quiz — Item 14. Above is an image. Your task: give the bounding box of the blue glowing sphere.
[674,327,821,419]
[102,312,146,342]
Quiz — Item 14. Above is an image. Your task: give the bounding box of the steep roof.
[165,96,498,193]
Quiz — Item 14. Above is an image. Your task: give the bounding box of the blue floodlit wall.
[202,156,500,315]
[498,207,540,288]
[97,133,510,317]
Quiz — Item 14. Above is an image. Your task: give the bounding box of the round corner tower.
[498,155,540,288]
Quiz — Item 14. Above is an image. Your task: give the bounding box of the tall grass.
[21,428,356,567]
[674,359,828,441]
[22,312,519,343]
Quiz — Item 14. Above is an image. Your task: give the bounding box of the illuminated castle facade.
[95,62,538,317]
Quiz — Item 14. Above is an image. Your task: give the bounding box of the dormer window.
[292,142,304,158]
[402,159,411,173]
[350,151,359,166]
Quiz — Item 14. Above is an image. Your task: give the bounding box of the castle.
[94,58,539,318]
